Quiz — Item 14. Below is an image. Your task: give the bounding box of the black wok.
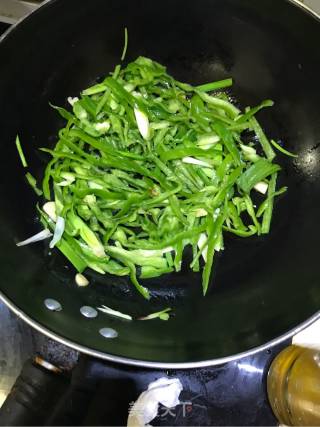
[0,0,320,368]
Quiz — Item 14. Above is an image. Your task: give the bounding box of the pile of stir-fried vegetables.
[16,53,295,299]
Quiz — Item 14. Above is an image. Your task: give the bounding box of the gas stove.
[1,299,284,426]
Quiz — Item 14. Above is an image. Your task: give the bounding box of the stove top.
[1,299,284,426]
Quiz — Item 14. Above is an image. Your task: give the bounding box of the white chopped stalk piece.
[110,99,118,110]
[134,107,150,139]
[132,91,143,98]
[43,201,57,222]
[197,233,208,262]
[127,377,183,427]
[254,181,269,194]
[97,305,132,321]
[83,194,96,204]
[75,273,89,287]
[67,96,79,106]
[92,246,106,258]
[182,157,212,168]
[198,143,215,150]
[202,168,216,178]
[214,232,224,252]
[124,83,135,92]
[150,121,170,130]
[95,121,110,133]
[49,216,65,249]
[57,172,75,187]
[195,208,208,218]
[61,172,75,181]
[16,229,52,247]
[240,143,256,154]
[77,108,87,120]
[240,144,260,162]
[88,181,103,190]
[161,246,174,254]
[213,208,221,221]
[197,134,220,147]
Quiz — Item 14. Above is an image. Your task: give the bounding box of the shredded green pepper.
[18,54,290,299]
[196,78,233,92]
[25,172,43,196]
[121,27,128,61]
[15,135,28,168]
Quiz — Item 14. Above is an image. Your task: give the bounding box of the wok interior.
[0,0,320,364]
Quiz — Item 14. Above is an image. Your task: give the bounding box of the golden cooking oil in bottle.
[267,345,320,426]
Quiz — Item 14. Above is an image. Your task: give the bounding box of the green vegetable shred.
[16,135,28,168]
[20,55,290,298]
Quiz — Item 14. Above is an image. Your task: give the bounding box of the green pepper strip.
[202,213,225,295]
[196,78,233,92]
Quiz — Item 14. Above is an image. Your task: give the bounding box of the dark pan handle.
[0,357,69,426]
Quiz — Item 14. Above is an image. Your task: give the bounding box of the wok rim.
[0,0,319,369]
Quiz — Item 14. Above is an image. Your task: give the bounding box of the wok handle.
[0,357,69,426]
